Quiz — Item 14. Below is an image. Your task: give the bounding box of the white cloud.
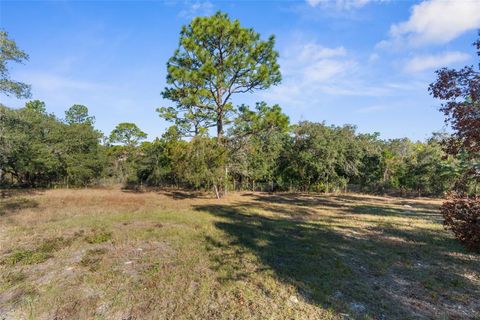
[380,0,480,48]
[282,42,352,79]
[178,1,214,18]
[299,43,347,60]
[259,37,437,117]
[261,40,409,110]
[260,41,353,108]
[404,51,470,73]
[306,0,372,9]
[286,43,352,83]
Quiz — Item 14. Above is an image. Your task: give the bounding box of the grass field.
[0,188,479,319]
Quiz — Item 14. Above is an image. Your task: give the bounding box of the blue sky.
[1,0,479,141]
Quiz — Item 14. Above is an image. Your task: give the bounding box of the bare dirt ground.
[0,188,478,319]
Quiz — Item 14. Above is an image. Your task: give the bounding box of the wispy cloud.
[404,51,470,73]
[378,0,480,48]
[261,40,417,110]
[262,41,357,106]
[306,0,372,10]
[178,1,214,19]
[298,42,347,60]
[3,69,166,138]
[23,72,113,93]
[356,104,389,114]
[281,41,353,82]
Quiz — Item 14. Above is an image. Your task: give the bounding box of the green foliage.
[400,139,458,195]
[0,100,462,196]
[106,123,148,185]
[0,103,106,187]
[0,104,65,186]
[109,122,147,148]
[25,100,46,113]
[137,127,182,186]
[136,140,168,186]
[278,122,358,192]
[160,11,281,138]
[173,136,227,190]
[0,30,31,98]
[229,102,290,190]
[232,102,289,136]
[62,121,106,186]
[65,104,95,125]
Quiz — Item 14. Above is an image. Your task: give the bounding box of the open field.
[0,188,479,319]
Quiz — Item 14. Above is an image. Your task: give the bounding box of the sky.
[1,0,479,141]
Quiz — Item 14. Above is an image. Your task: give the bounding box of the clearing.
[0,188,478,319]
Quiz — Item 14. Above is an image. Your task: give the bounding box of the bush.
[442,194,480,252]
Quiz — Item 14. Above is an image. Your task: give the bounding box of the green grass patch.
[2,249,51,265]
[84,229,112,244]
[1,237,72,265]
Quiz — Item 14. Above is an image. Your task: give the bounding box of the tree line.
[0,99,466,197]
[0,13,476,197]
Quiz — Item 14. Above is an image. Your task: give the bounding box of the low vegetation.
[0,12,478,320]
[1,188,478,319]
[1,236,74,266]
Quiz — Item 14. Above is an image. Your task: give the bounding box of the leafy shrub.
[442,194,480,252]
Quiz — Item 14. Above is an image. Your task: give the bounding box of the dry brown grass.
[0,188,478,319]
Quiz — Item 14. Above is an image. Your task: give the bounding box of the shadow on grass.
[0,198,39,216]
[351,205,443,222]
[194,196,479,319]
[158,190,211,200]
[120,187,210,199]
[247,193,348,209]
[252,193,441,222]
[0,189,41,199]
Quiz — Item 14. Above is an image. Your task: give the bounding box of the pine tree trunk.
[217,114,223,140]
